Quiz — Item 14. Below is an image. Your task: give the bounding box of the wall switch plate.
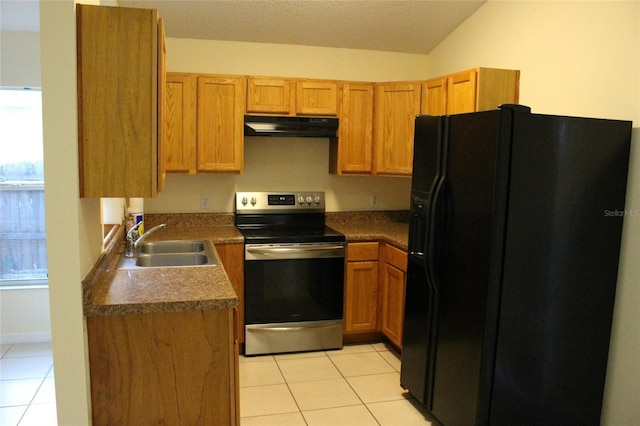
[200,194,210,210]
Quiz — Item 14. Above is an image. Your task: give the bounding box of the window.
[0,88,47,287]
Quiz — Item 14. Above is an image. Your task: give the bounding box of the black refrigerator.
[400,105,632,426]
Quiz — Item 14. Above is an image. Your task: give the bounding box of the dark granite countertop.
[83,211,409,317]
[327,211,409,251]
[82,222,243,316]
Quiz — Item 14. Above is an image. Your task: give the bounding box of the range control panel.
[236,191,325,213]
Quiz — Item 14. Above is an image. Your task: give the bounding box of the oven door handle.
[250,322,340,332]
[247,245,344,255]
[246,244,345,260]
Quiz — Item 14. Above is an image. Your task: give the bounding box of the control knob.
[250,197,257,206]
[241,197,248,206]
[314,195,321,204]
[298,196,305,205]
[306,196,313,205]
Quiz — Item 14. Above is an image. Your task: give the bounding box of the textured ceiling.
[0,0,486,55]
[118,0,486,54]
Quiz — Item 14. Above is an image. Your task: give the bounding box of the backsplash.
[144,138,412,214]
[144,211,410,230]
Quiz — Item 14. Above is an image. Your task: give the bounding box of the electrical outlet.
[200,194,211,210]
[371,193,379,207]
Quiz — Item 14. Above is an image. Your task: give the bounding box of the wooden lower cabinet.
[344,242,379,333]
[380,243,408,348]
[87,309,238,425]
[216,243,245,344]
[342,241,408,348]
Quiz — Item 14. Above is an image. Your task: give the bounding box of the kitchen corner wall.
[144,39,429,214]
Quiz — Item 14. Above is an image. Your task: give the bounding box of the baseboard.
[0,331,52,344]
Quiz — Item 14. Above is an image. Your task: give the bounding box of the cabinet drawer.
[385,244,407,272]
[347,242,379,262]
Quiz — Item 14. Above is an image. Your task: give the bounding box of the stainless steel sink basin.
[135,253,210,267]
[117,239,217,270]
[138,240,206,254]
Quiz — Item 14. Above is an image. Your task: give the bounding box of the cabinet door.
[345,261,379,333]
[331,82,374,174]
[87,310,237,425]
[77,5,159,197]
[164,73,197,173]
[373,82,421,176]
[246,77,292,114]
[197,75,245,172]
[380,263,406,348]
[296,80,338,116]
[447,69,478,115]
[421,77,447,116]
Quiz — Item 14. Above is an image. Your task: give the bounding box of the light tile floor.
[0,341,432,426]
[0,342,57,426]
[240,342,433,425]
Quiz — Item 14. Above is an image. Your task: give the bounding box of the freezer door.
[401,115,444,406]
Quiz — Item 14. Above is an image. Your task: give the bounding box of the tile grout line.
[0,343,56,426]
[325,348,389,426]
[273,351,312,425]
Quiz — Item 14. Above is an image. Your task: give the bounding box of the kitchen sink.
[117,239,217,270]
[138,240,206,254]
[134,253,210,267]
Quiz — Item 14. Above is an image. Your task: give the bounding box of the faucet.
[125,222,167,258]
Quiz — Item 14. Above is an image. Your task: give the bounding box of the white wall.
[0,288,51,343]
[144,38,432,214]
[40,1,101,424]
[428,2,640,424]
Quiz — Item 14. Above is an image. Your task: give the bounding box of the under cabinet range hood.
[244,115,339,138]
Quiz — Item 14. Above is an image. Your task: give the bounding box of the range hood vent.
[244,115,338,138]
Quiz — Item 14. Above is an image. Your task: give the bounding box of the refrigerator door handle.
[427,176,446,289]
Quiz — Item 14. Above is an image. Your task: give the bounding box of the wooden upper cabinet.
[77,4,162,198]
[421,77,447,116]
[373,82,421,176]
[197,75,245,173]
[330,82,374,174]
[246,77,292,114]
[447,68,520,115]
[447,69,478,114]
[157,18,167,191]
[295,80,338,116]
[246,76,338,116]
[474,67,520,111]
[164,73,197,173]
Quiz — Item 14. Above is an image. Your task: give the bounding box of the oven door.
[244,241,345,355]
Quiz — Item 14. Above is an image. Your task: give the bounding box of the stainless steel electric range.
[235,191,346,356]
